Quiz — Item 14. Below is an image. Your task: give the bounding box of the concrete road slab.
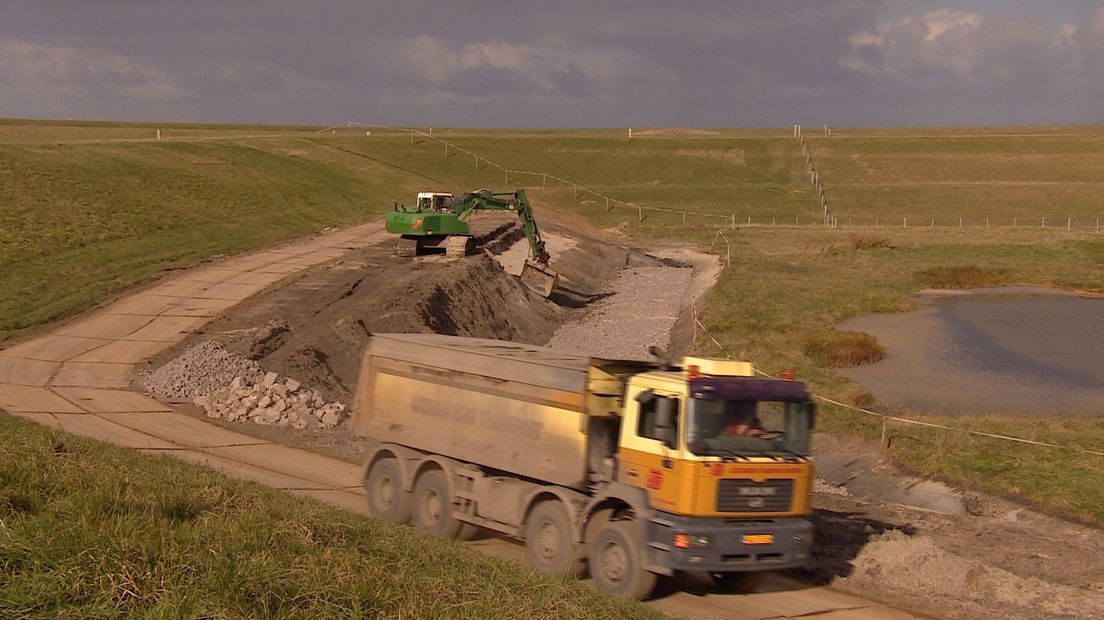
[4,410,64,428]
[253,262,311,275]
[142,279,214,299]
[811,606,920,619]
[650,596,759,620]
[217,257,279,272]
[205,443,362,489]
[70,340,173,363]
[730,589,846,618]
[0,384,86,413]
[165,297,240,317]
[168,449,337,490]
[121,316,208,342]
[54,313,154,339]
[178,268,248,283]
[224,271,291,286]
[0,335,110,362]
[0,357,60,386]
[51,413,182,449]
[291,489,371,516]
[103,294,184,316]
[52,362,134,388]
[52,388,173,413]
[100,412,268,448]
[191,281,268,300]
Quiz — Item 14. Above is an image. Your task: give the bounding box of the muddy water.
[838,287,1104,416]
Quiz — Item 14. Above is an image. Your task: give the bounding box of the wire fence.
[315,122,1102,235]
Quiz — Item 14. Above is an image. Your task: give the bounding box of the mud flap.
[520,260,558,297]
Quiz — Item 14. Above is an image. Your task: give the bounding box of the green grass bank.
[0,414,662,619]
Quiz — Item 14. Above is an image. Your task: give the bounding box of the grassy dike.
[0,415,662,619]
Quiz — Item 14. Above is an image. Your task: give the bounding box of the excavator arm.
[452,188,558,296]
[452,189,550,265]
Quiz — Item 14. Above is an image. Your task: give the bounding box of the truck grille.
[716,479,794,513]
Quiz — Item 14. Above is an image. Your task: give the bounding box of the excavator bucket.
[520,260,558,298]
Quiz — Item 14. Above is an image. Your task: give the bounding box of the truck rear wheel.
[588,520,657,600]
[411,469,467,538]
[525,500,583,577]
[365,457,411,524]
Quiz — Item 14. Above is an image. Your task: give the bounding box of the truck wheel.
[525,500,583,577]
[711,570,769,594]
[411,470,465,538]
[365,458,411,524]
[588,520,657,599]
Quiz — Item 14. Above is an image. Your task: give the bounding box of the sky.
[1,0,1103,127]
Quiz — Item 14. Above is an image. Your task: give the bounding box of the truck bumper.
[645,512,814,574]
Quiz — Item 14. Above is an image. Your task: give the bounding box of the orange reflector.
[742,534,774,545]
[673,533,690,549]
[687,365,700,379]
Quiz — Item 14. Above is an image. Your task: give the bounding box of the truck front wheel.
[411,469,467,538]
[525,500,583,577]
[588,520,657,599]
[365,458,410,524]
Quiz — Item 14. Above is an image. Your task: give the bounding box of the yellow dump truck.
[353,334,816,598]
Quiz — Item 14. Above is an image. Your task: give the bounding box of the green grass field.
[2,119,1103,526]
[0,415,660,619]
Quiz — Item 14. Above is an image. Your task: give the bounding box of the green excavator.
[384,188,559,297]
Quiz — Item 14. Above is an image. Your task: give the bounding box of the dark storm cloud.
[0,1,1101,126]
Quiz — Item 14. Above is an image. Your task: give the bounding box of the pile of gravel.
[193,372,349,428]
[142,340,263,400]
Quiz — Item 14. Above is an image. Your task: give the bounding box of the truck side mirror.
[806,402,817,430]
[655,397,677,448]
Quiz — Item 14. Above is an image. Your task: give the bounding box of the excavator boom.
[451,189,558,297]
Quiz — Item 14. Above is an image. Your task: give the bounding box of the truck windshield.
[687,398,811,457]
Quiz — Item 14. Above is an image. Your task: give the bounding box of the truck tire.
[588,520,657,600]
[411,470,466,538]
[365,458,411,524]
[524,500,583,577]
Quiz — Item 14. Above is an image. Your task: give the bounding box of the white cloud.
[0,36,181,113]
[841,9,982,79]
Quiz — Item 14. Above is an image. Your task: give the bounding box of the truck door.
[618,385,693,514]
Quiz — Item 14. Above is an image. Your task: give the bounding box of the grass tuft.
[803,331,887,367]
[918,265,1007,288]
[848,234,892,250]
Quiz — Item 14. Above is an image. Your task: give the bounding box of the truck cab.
[616,357,815,577]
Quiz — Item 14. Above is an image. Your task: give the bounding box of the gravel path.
[547,266,692,359]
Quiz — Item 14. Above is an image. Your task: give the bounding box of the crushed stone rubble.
[193,371,349,429]
[142,340,263,400]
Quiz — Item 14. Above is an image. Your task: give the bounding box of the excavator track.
[396,237,419,258]
[445,236,474,259]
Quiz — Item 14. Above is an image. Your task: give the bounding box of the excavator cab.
[416,192,454,213]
